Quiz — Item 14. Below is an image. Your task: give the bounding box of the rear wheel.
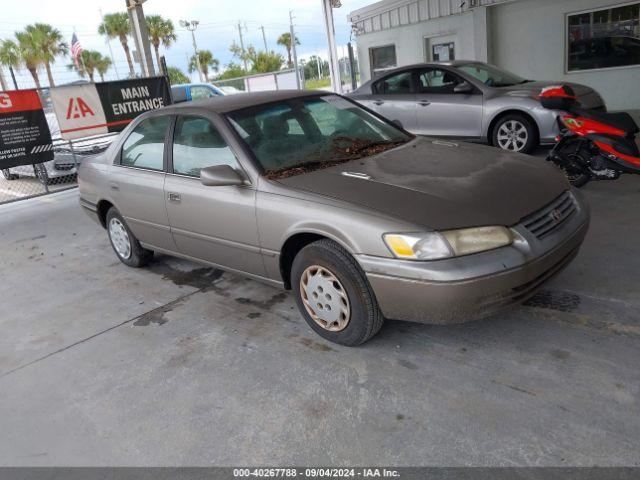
[291,239,384,346]
[560,153,591,188]
[106,207,153,267]
[492,114,538,154]
[2,169,18,180]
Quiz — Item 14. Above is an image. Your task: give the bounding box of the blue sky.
[0,0,373,87]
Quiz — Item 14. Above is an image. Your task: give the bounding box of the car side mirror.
[454,82,473,94]
[200,165,245,186]
[391,119,403,129]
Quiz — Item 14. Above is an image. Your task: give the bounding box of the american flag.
[71,33,83,67]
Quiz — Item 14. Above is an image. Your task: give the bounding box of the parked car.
[349,61,606,153]
[78,91,589,345]
[171,83,225,103]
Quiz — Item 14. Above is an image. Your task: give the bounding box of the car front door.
[108,115,176,251]
[414,67,483,138]
[164,114,265,276]
[360,70,417,131]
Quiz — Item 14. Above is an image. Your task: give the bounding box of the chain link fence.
[0,87,118,205]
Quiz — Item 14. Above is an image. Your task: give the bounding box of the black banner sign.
[0,90,54,169]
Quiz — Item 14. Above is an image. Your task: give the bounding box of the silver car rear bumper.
[356,189,590,324]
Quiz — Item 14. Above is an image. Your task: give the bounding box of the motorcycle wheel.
[561,153,591,188]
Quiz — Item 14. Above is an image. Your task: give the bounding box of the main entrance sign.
[51,77,171,140]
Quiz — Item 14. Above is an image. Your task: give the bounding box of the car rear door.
[414,67,483,138]
[108,115,175,251]
[164,113,265,276]
[358,70,417,131]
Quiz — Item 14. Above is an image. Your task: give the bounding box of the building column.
[471,6,490,63]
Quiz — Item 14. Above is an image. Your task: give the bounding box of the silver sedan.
[349,61,606,154]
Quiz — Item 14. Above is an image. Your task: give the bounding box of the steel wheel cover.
[109,218,132,260]
[300,265,351,332]
[497,120,528,151]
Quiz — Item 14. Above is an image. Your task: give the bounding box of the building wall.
[356,9,489,82]
[352,0,640,110]
[490,0,640,110]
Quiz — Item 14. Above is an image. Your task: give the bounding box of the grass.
[305,77,332,90]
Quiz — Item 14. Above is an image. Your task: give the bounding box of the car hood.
[499,80,604,108]
[276,138,569,231]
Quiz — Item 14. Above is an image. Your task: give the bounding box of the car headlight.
[383,226,513,260]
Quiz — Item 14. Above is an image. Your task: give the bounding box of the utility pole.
[289,10,301,90]
[259,26,268,51]
[100,8,120,79]
[237,22,248,73]
[321,0,342,93]
[126,0,155,77]
[180,20,202,82]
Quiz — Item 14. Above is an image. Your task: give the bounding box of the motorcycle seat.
[573,107,639,135]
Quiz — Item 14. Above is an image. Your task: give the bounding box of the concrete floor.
[0,177,639,466]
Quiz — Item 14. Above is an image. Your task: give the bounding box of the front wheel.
[291,239,384,346]
[33,163,50,185]
[492,114,538,154]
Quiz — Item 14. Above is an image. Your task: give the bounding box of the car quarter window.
[172,116,238,177]
[120,116,170,170]
[373,71,412,94]
[418,68,462,94]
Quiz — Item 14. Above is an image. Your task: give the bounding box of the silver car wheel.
[497,120,528,152]
[300,265,351,332]
[108,218,132,260]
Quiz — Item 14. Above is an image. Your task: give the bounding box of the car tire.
[291,239,384,346]
[33,163,50,185]
[2,169,18,180]
[492,113,538,154]
[106,207,153,268]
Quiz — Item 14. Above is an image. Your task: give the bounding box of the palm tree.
[98,12,135,77]
[188,50,219,80]
[276,32,300,68]
[146,15,176,72]
[95,55,112,82]
[26,23,68,87]
[0,40,21,91]
[14,29,44,89]
[68,50,105,82]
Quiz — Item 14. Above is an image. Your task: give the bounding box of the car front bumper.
[355,189,589,325]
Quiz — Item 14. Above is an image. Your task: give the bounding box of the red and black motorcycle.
[540,85,640,187]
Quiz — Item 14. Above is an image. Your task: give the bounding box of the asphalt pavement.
[0,174,639,466]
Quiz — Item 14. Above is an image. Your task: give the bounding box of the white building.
[348,0,640,110]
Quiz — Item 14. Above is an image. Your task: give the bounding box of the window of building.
[568,3,640,71]
[172,116,238,177]
[370,45,397,77]
[373,71,412,94]
[121,116,169,170]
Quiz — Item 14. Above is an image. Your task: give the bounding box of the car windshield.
[455,63,528,87]
[226,95,412,179]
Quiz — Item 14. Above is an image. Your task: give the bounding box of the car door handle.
[168,192,181,203]
[418,100,431,106]
[373,100,385,106]
[109,182,119,191]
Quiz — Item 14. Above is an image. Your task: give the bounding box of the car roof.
[165,89,327,114]
[374,60,480,75]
